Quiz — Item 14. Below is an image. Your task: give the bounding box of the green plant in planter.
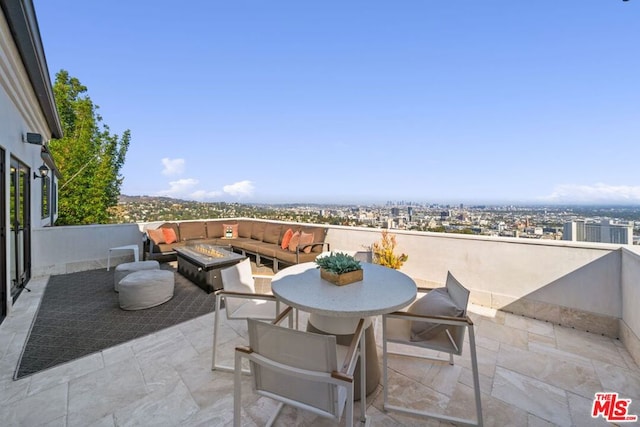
[315,252,362,274]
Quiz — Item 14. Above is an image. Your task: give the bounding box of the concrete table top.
[271,262,417,319]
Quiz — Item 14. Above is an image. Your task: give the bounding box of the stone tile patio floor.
[1,274,640,426]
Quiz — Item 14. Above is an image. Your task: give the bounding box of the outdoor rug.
[15,265,217,379]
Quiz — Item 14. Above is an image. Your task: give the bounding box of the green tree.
[49,70,130,225]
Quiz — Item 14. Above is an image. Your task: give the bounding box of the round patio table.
[271,261,417,398]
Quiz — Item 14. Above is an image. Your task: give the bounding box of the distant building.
[563,220,633,244]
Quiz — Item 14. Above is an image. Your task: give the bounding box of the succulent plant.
[315,252,362,274]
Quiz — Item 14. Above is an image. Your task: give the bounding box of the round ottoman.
[118,269,175,310]
[114,260,160,292]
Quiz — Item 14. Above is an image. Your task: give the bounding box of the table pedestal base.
[307,320,380,400]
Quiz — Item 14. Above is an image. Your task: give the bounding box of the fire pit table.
[175,244,246,293]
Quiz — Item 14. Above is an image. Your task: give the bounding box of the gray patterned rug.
[15,264,216,379]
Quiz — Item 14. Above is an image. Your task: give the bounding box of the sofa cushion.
[408,287,464,341]
[238,221,252,238]
[179,221,207,241]
[251,222,267,241]
[274,247,317,265]
[206,221,224,238]
[147,228,165,245]
[280,228,294,250]
[223,223,238,238]
[288,231,300,252]
[299,231,314,253]
[243,241,278,258]
[152,242,176,254]
[262,223,282,244]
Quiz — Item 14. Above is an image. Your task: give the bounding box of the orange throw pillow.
[281,228,294,250]
[162,227,178,244]
[299,231,314,253]
[288,231,300,252]
[147,228,165,245]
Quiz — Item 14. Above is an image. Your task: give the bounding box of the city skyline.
[34,1,639,205]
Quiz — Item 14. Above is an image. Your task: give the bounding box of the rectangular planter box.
[320,268,363,286]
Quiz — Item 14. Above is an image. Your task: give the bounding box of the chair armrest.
[296,242,329,253]
[340,317,365,375]
[236,345,253,354]
[214,290,278,301]
[252,274,275,280]
[385,311,474,327]
[272,306,294,326]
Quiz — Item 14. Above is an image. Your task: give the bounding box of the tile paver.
[0,273,638,426]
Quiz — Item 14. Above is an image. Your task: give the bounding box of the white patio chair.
[234,307,367,427]
[382,272,483,426]
[212,258,286,373]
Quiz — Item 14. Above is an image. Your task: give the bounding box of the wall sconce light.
[33,164,49,180]
[24,133,43,145]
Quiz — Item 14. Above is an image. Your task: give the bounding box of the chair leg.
[212,295,222,370]
[359,329,367,424]
[449,352,454,365]
[233,351,242,427]
[345,387,354,427]
[468,325,483,426]
[382,317,389,410]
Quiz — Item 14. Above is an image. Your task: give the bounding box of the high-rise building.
[563,219,633,244]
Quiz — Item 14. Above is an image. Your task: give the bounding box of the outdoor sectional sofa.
[143,219,329,272]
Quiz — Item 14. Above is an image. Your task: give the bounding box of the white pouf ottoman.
[114,260,160,292]
[118,269,175,310]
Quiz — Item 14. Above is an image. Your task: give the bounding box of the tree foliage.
[49,70,130,225]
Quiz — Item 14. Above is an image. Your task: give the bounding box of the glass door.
[10,157,30,301]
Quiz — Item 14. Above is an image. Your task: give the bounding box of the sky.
[33,1,640,205]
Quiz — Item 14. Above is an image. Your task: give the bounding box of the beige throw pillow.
[147,228,166,245]
[288,231,300,252]
[408,287,464,341]
[298,232,314,253]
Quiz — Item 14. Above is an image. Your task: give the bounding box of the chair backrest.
[445,272,470,315]
[352,250,373,263]
[247,318,343,416]
[221,258,255,313]
[445,272,470,354]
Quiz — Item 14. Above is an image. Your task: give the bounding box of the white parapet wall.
[621,247,640,367]
[325,225,626,338]
[32,224,144,276]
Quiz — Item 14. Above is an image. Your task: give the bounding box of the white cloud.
[156,178,255,201]
[157,178,199,197]
[161,158,185,176]
[223,180,255,198]
[190,190,223,200]
[542,183,640,204]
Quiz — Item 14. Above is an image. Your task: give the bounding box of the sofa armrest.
[295,242,330,263]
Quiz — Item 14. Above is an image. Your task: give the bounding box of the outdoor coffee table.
[175,244,246,293]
